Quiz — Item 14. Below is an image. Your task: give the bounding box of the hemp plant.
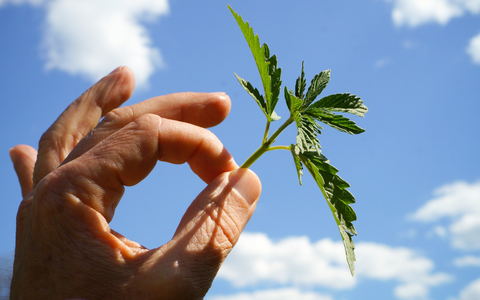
[229,5,368,275]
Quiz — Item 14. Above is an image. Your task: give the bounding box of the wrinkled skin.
[9,66,261,300]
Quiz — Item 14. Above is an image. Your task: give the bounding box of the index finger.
[62,92,232,165]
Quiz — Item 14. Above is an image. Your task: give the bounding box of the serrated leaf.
[286,89,323,155]
[295,115,322,155]
[304,70,331,107]
[305,108,366,135]
[234,73,269,119]
[299,151,357,275]
[310,93,368,117]
[339,227,356,273]
[266,47,282,114]
[291,145,303,185]
[270,66,282,116]
[284,87,303,113]
[228,6,270,98]
[295,62,307,99]
[229,5,281,121]
[300,150,336,174]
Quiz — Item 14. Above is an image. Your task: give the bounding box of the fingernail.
[109,66,123,74]
[228,168,261,206]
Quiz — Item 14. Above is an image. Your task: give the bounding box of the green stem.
[240,116,295,168]
[267,145,291,151]
[262,121,271,144]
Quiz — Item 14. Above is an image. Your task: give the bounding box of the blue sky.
[1,0,480,299]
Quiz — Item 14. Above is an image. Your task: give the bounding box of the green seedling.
[229,5,368,276]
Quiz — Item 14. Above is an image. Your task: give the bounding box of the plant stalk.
[262,121,271,144]
[240,116,295,168]
[267,145,291,151]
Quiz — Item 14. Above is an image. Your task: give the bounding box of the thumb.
[174,168,261,245]
[152,168,261,298]
[10,145,37,198]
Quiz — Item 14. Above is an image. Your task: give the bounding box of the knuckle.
[101,105,136,128]
[38,130,56,149]
[38,129,63,157]
[133,113,161,127]
[101,107,127,125]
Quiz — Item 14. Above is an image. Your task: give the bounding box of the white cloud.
[454,277,480,300]
[410,180,480,250]
[218,233,355,289]
[385,0,480,64]
[454,255,480,267]
[2,0,169,88]
[356,242,452,300]
[389,0,463,27]
[218,232,451,300]
[461,0,480,13]
[207,288,334,300]
[43,0,169,88]
[394,283,429,300]
[386,0,480,28]
[466,33,480,64]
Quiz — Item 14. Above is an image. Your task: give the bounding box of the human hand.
[9,66,261,300]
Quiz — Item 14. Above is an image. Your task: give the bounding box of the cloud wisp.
[454,255,480,267]
[2,0,169,88]
[374,57,392,69]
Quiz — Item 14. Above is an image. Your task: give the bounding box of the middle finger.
[63,92,231,164]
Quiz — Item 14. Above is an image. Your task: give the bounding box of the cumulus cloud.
[218,232,451,300]
[454,278,480,300]
[2,0,169,88]
[385,0,480,65]
[410,180,480,250]
[466,33,480,64]
[356,242,452,300]
[387,0,480,27]
[389,0,463,27]
[218,233,355,289]
[207,288,334,300]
